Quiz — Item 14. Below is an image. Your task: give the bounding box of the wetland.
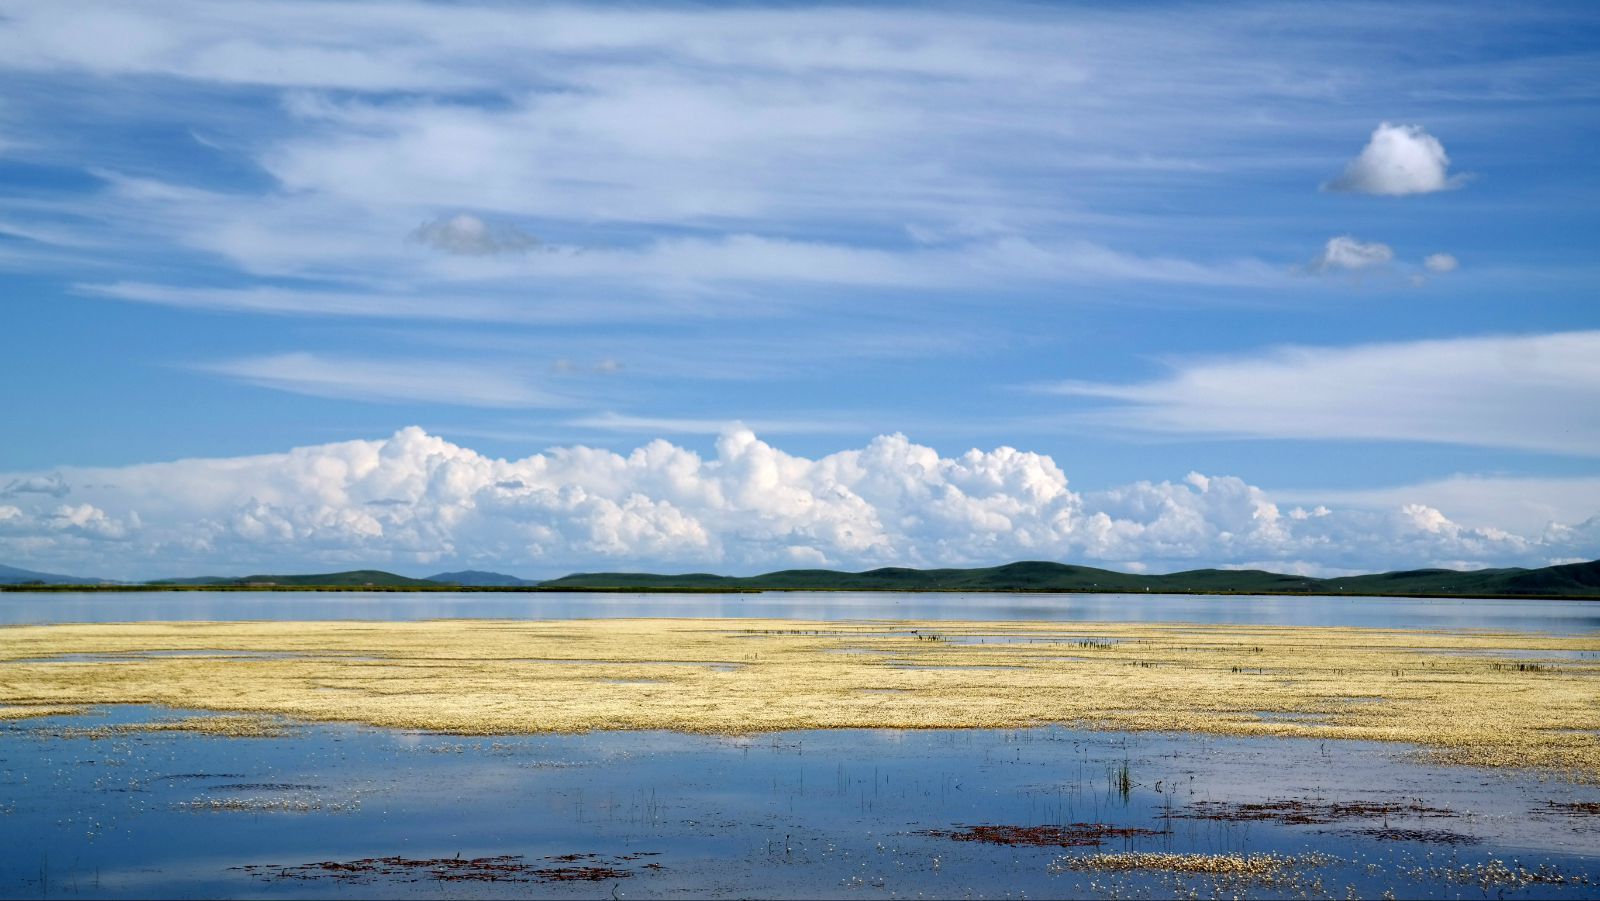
[2,591,1599,897]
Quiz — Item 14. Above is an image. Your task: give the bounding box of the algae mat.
[2,618,1598,776]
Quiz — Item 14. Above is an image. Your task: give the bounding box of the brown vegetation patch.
[206,783,323,792]
[176,796,356,813]
[236,852,658,884]
[1541,800,1600,816]
[1175,798,1458,825]
[919,822,1164,847]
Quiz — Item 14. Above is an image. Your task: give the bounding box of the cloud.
[1276,474,1600,537]
[408,214,541,256]
[1,473,70,498]
[80,281,549,323]
[0,428,1592,580]
[1046,330,1600,455]
[1424,252,1459,273]
[0,2,1440,306]
[566,412,864,435]
[1325,122,1459,196]
[1306,235,1394,273]
[200,353,565,408]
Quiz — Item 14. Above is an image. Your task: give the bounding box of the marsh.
[1,591,1599,897]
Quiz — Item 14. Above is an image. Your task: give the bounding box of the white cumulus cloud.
[0,428,1592,580]
[1424,252,1459,273]
[1325,122,1459,196]
[1306,235,1394,273]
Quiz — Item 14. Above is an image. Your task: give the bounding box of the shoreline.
[5,584,1600,600]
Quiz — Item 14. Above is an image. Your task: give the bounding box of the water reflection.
[3,708,1597,898]
[3,590,1599,633]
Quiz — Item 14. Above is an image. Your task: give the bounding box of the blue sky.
[1,1,1597,578]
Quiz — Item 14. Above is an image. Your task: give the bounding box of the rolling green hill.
[541,559,1600,598]
[6,559,1598,597]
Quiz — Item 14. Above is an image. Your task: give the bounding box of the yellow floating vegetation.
[27,714,291,740]
[1053,851,1328,878]
[0,703,84,720]
[1,618,1597,776]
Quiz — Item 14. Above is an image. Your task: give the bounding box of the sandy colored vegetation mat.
[1,618,1597,776]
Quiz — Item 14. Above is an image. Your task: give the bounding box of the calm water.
[4,589,1600,632]
[4,708,1599,899]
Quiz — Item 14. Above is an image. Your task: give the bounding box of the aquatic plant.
[3,618,1598,777]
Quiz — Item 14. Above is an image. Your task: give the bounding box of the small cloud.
[408,214,540,256]
[552,358,623,375]
[1423,253,1459,273]
[1305,235,1393,273]
[1,473,69,498]
[1325,123,1459,196]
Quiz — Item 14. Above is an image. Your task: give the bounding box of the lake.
[5,589,1600,633]
[3,590,1598,898]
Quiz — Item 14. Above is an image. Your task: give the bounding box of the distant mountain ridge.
[0,563,110,585]
[424,570,542,586]
[539,559,1600,598]
[5,559,1598,597]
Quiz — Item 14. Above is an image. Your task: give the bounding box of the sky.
[1,1,1597,580]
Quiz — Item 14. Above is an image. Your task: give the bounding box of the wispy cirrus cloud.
[199,353,566,408]
[1044,331,1600,456]
[566,412,867,436]
[3,2,1560,305]
[407,214,542,256]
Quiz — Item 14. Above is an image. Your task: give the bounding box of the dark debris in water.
[1541,800,1600,816]
[151,772,246,781]
[235,852,661,884]
[1175,798,1458,825]
[1344,826,1481,844]
[917,823,1166,847]
[207,782,324,791]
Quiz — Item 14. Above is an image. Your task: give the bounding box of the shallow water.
[3,707,1598,898]
[5,589,1600,633]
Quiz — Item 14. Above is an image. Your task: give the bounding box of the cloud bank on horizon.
[0,1,1596,576]
[1,428,1594,581]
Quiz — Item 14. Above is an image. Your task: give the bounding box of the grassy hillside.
[152,569,440,588]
